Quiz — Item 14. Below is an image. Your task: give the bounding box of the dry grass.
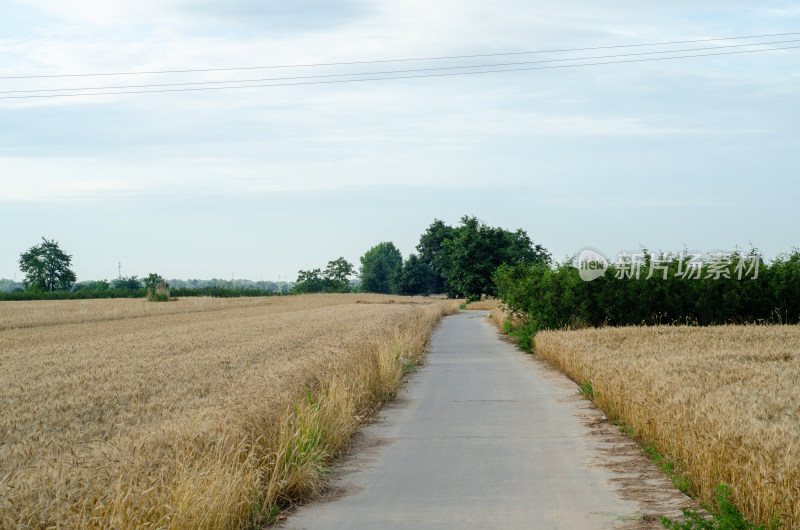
[465,299,513,331]
[534,325,800,528]
[0,294,458,528]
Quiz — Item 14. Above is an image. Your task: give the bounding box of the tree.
[323,257,355,293]
[0,279,24,293]
[427,216,550,299]
[292,268,325,293]
[144,273,167,292]
[71,280,110,293]
[292,257,355,293]
[416,219,456,294]
[359,242,403,294]
[144,273,170,301]
[18,238,77,292]
[113,275,142,292]
[396,254,432,296]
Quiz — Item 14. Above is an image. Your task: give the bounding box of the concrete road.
[283,311,677,529]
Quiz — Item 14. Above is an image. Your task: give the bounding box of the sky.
[1,1,798,282]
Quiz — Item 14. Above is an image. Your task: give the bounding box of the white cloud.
[2,0,799,279]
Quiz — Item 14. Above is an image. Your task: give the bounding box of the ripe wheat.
[0,294,457,528]
[534,325,800,528]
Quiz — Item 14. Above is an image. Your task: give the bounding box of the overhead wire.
[3,45,798,100]
[1,31,799,80]
[2,37,798,95]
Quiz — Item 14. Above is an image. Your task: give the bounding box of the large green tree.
[416,219,456,295]
[395,254,433,296]
[418,216,550,299]
[359,242,403,294]
[18,237,77,292]
[292,268,325,293]
[324,257,355,293]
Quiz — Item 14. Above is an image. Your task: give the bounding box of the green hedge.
[170,287,287,298]
[495,251,800,348]
[0,289,147,301]
[0,287,289,301]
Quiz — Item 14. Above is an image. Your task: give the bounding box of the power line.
[2,44,797,100]
[5,38,798,95]
[2,31,799,80]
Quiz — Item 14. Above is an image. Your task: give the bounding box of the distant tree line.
[170,286,288,298]
[1,279,291,301]
[350,216,549,299]
[291,216,548,299]
[495,250,800,350]
[169,278,291,292]
[9,218,550,302]
[3,237,294,301]
[0,279,24,293]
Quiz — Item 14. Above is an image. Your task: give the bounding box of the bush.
[0,288,146,301]
[144,273,172,302]
[170,287,286,298]
[495,250,800,334]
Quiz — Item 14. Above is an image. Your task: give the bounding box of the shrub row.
[0,287,289,301]
[0,289,147,301]
[495,250,800,348]
[170,287,288,298]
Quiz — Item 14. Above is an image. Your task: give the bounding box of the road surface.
[283,311,691,529]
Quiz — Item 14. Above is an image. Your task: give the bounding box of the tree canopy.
[394,254,432,296]
[356,217,548,298]
[359,242,403,294]
[144,273,171,301]
[113,276,143,292]
[416,216,550,298]
[293,257,355,293]
[415,219,455,294]
[18,238,77,292]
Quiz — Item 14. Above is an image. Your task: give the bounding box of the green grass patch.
[661,484,782,529]
[578,381,595,400]
[606,419,778,528]
[644,444,691,494]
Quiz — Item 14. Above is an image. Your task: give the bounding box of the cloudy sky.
[1,1,798,282]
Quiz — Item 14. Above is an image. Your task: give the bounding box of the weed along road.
[284,311,691,529]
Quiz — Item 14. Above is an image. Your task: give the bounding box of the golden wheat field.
[0,294,458,528]
[534,325,800,528]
